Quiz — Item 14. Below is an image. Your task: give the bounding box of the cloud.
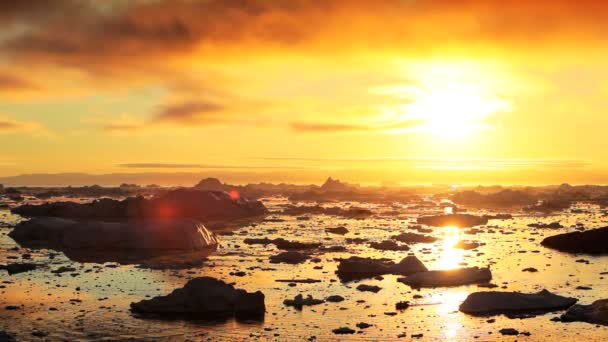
[152,101,225,124]
[0,1,87,24]
[99,100,229,132]
[0,116,44,134]
[0,73,36,90]
[3,0,608,75]
[290,122,371,132]
[100,94,275,132]
[117,162,307,170]
[0,72,41,98]
[0,0,311,72]
[290,119,425,133]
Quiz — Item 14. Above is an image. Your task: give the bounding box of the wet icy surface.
[1,199,608,341]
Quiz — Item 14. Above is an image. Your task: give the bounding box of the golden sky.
[1,0,607,185]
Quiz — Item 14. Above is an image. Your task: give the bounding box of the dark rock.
[269,251,309,264]
[130,277,265,319]
[319,245,346,252]
[356,284,381,293]
[52,266,76,274]
[369,240,410,251]
[326,295,344,303]
[392,256,429,276]
[398,267,492,288]
[276,278,321,284]
[522,267,538,272]
[244,237,321,250]
[482,214,513,220]
[356,322,372,329]
[31,330,48,338]
[336,257,392,280]
[541,227,608,254]
[332,327,355,335]
[395,301,410,310]
[273,238,321,250]
[499,328,519,336]
[459,289,577,315]
[282,205,372,218]
[528,222,563,229]
[560,299,608,325]
[0,262,37,275]
[345,237,368,244]
[284,294,324,309]
[336,255,427,281]
[391,232,438,243]
[0,331,15,342]
[325,226,349,235]
[243,238,274,245]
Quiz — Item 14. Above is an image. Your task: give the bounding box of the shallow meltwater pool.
[1,202,608,341]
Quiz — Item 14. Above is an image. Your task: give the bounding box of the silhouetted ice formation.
[130,277,265,320]
[12,189,268,225]
[459,290,577,315]
[541,227,608,254]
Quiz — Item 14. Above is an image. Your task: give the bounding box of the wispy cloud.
[117,162,309,170]
[290,119,425,133]
[254,156,589,170]
[290,122,371,133]
[3,0,608,73]
[0,115,44,134]
[0,72,37,91]
[151,101,225,124]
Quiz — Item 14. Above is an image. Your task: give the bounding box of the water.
[1,199,608,341]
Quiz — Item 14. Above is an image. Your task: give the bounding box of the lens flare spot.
[229,190,240,200]
[158,204,175,218]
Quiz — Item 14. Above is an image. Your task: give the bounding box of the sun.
[390,61,512,138]
[408,86,508,138]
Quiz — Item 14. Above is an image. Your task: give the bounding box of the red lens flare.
[158,203,175,218]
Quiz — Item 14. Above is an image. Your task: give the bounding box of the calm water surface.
[1,199,607,341]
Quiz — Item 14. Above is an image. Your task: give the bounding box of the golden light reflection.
[431,290,469,341]
[443,321,461,340]
[437,225,464,270]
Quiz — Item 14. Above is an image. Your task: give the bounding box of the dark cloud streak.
[152,101,225,124]
[290,119,424,133]
[117,163,307,170]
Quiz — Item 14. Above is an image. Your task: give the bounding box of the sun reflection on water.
[437,225,464,270]
[429,289,469,341]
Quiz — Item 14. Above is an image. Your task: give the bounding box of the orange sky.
[1,0,607,185]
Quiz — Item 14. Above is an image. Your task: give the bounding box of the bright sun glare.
[408,87,508,138]
[389,61,512,138]
[438,225,463,270]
